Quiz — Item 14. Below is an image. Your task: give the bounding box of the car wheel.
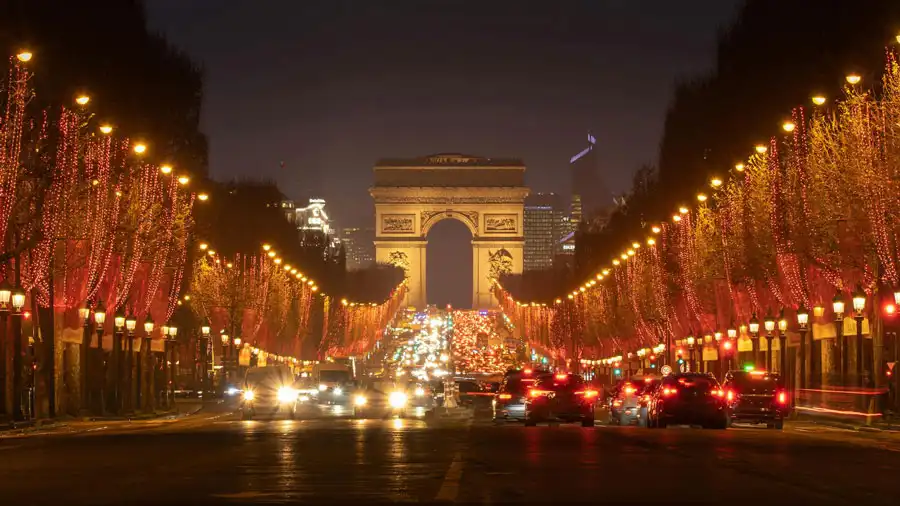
[774,419,784,430]
[581,417,595,428]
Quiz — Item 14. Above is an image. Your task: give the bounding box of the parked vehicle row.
[605,369,789,430]
[491,367,790,430]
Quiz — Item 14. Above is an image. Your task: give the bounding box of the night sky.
[146,0,739,307]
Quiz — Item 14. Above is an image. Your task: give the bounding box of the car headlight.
[389,391,408,408]
[299,395,310,402]
[414,387,425,397]
[226,387,240,396]
[277,387,299,403]
[333,387,343,396]
[318,384,327,392]
[354,394,368,406]
[242,390,255,401]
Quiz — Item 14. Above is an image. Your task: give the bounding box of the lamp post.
[142,314,155,412]
[749,313,760,368]
[763,310,776,371]
[113,308,125,414]
[714,332,723,378]
[93,300,106,415]
[777,309,788,376]
[10,285,26,420]
[200,318,211,396]
[78,304,92,415]
[220,331,230,393]
[0,279,12,414]
[726,322,738,373]
[797,304,810,394]
[852,284,866,387]
[234,337,243,377]
[833,290,846,385]
[125,313,137,413]
[686,332,696,372]
[167,325,178,409]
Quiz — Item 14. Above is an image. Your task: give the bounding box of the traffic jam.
[492,366,789,429]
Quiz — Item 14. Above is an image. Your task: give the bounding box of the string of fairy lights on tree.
[494,33,900,364]
[2,49,207,332]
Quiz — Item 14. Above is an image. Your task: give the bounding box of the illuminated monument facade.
[370,154,529,309]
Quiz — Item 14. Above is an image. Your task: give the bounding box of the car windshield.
[320,370,351,382]
[503,378,536,393]
[537,375,586,391]
[729,372,781,394]
[244,367,295,389]
[672,375,718,391]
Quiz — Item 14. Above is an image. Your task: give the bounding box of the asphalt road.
[1,402,898,505]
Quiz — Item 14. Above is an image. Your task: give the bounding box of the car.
[524,372,597,427]
[648,372,728,429]
[352,380,410,418]
[239,365,301,420]
[721,369,789,429]
[492,372,539,423]
[608,377,653,426]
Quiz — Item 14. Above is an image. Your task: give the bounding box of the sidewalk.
[794,412,900,433]
[0,399,220,436]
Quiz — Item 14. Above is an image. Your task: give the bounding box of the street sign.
[660,365,673,376]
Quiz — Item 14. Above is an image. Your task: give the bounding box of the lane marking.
[435,451,465,502]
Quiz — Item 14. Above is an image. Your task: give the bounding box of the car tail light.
[712,389,725,398]
[777,391,787,404]
[726,390,735,401]
[643,394,650,402]
[575,390,599,399]
[662,387,677,397]
[555,373,568,380]
[524,368,533,375]
[529,389,551,398]
[624,385,636,395]
[498,393,512,400]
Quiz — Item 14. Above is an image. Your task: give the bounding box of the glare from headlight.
[277,387,299,403]
[318,384,327,392]
[242,390,255,401]
[333,387,343,396]
[414,387,425,397]
[354,394,367,406]
[389,391,408,408]
[226,387,240,396]
[299,395,310,402]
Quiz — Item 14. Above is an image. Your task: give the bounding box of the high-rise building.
[284,198,342,253]
[341,227,375,270]
[524,193,563,271]
[570,133,610,219]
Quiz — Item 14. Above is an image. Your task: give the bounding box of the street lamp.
[852,283,866,387]
[833,290,846,384]
[143,314,155,335]
[686,332,696,372]
[199,318,211,395]
[234,336,242,347]
[797,304,809,393]
[0,279,11,311]
[763,310,776,371]
[11,287,25,314]
[777,309,788,375]
[124,313,137,413]
[749,313,760,367]
[78,303,92,415]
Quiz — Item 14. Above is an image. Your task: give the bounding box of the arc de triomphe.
[370,154,529,309]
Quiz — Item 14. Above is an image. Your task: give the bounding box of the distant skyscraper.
[341,227,375,270]
[569,133,609,219]
[556,194,580,259]
[285,198,342,253]
[524,193,564,271]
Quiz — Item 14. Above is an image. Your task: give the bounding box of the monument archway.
[370,154,529,310]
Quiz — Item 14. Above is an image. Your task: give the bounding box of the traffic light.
[676,348,685,365]
[722,339,734,356]
[649,354,657,369]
